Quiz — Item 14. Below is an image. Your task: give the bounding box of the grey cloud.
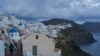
[0,0,100,22]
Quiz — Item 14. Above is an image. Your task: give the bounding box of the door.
[33,45,37,56]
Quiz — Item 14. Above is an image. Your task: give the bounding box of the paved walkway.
[11,49,21,56]
[5,49,21,56]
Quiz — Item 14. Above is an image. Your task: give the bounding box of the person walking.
[9,43,14,56]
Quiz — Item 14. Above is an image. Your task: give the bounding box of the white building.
[32,23,48,35]
[18,21,25,29]
[0,40,5,56]
[22,33,61,56]
[9,16,20,27]
[9,27,20,42]
[25,23,33,33]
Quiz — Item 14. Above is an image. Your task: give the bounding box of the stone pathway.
[12,49,21,56]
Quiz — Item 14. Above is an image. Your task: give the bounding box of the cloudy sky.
[0,0,100,22]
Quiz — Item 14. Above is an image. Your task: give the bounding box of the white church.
[9,27,20,42]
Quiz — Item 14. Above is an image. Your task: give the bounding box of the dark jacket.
[9,43,14,51]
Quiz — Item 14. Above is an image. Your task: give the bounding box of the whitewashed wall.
[0,40,5,56]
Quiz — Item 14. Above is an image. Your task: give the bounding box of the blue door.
[33,45,37,56]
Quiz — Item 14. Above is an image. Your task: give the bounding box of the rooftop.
[9,27,19,33]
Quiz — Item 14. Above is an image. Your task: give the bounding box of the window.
[11,34,13,37]
[36,35,39,39]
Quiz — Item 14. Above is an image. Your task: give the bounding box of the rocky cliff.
[60,26,96,44]
[55,37,91,56]
[42,18,96,56]
[55,27,92,56]
[42,18,96,44]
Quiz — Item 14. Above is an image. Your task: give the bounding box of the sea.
[78,33,100,56]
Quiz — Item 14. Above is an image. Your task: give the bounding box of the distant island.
[80,22,100,33]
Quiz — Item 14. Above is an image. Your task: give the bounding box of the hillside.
[42,18,96,56]
[55,27,92,56]
[42,18,79,26]
[56,37,91,56]
[42,18,96,44]
[59,26,95,44]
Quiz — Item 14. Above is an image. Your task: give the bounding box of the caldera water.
[78,33,100,56]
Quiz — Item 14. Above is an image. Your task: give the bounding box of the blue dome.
[9,27,18,33]
[18,23,23,25]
